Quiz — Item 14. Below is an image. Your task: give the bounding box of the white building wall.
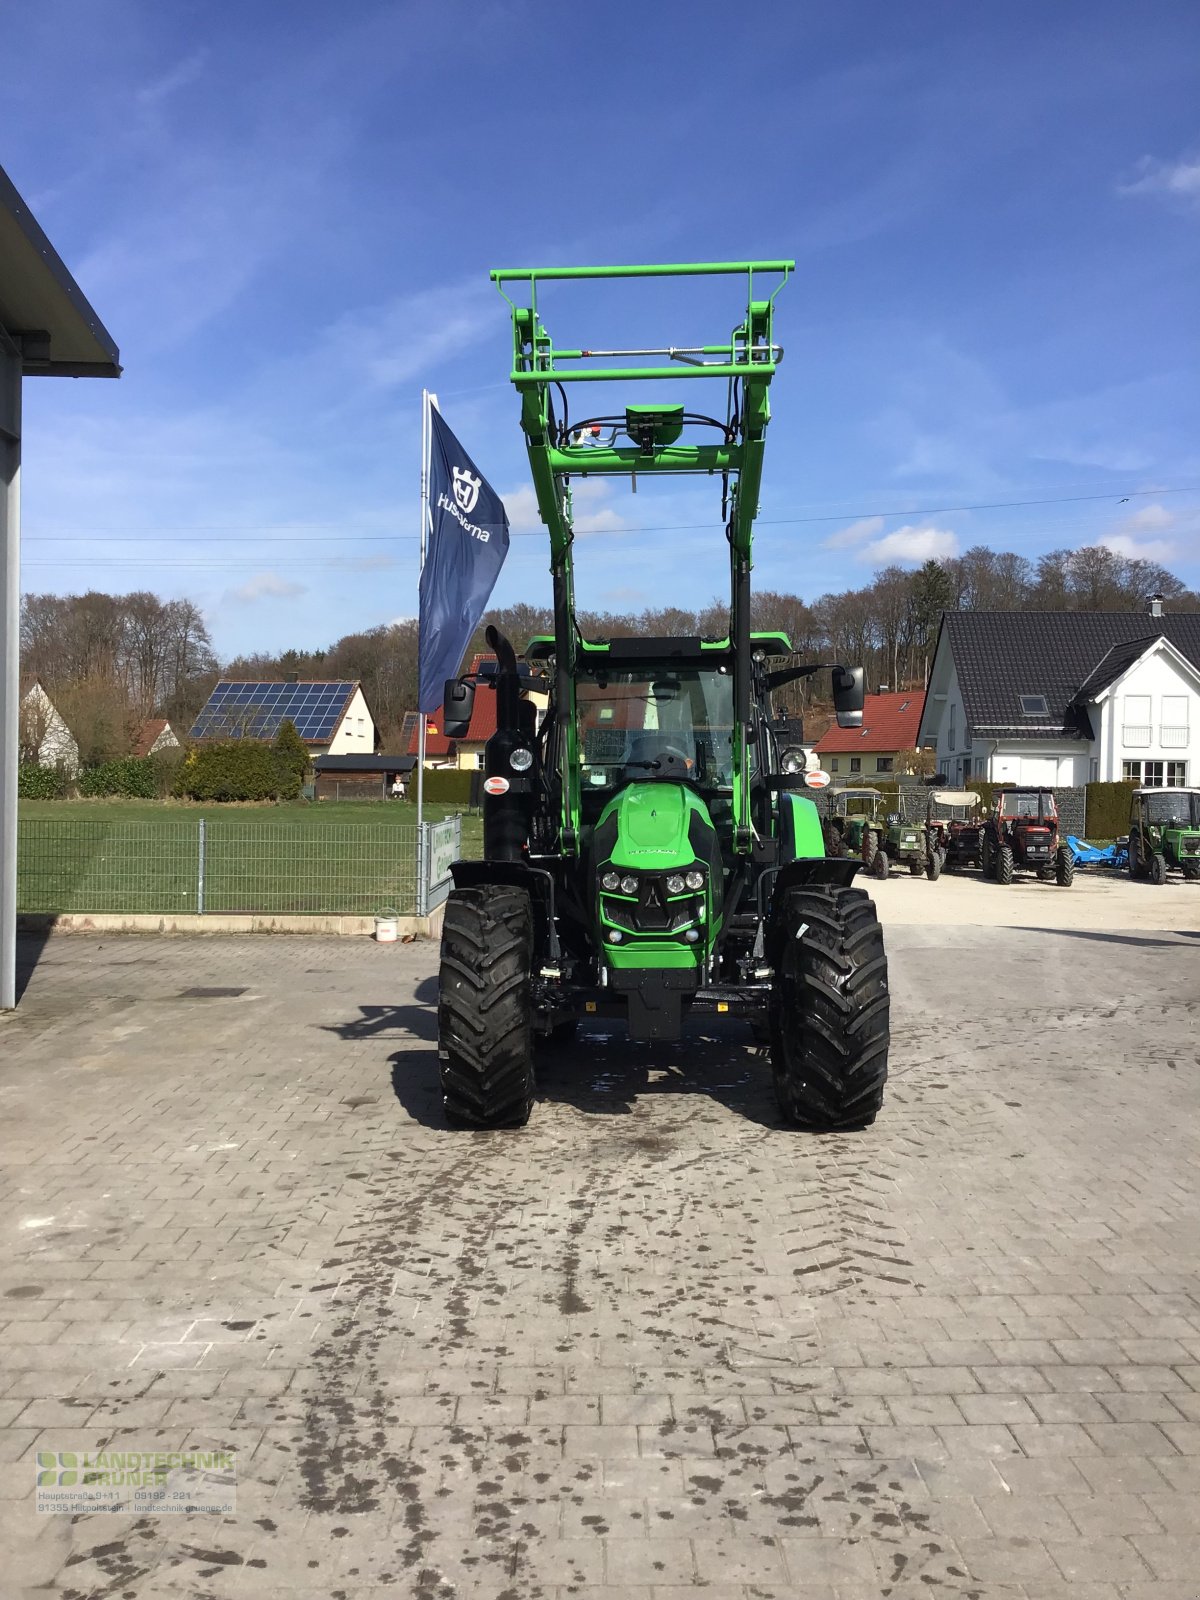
[1092,648,1199,784]
[325,687,375,755]
[21,684,80,776]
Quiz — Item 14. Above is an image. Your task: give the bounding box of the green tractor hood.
[600,782,707,868]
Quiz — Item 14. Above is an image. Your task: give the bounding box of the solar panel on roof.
[187,680,357,742]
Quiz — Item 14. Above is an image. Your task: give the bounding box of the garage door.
[1019,757,1057,785]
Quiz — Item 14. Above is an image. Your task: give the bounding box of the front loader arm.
[492,262,793,856]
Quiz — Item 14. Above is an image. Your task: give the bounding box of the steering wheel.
[624,746,693,777]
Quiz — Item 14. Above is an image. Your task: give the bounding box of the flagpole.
[416,388,430,832]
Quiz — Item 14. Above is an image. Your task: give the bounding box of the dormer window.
[1019,695,1048,716]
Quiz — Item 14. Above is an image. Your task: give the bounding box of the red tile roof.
[407,692,499,756]
[814,690,926,754]
[132,718,172,757]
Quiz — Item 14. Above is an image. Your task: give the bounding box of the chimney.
[286,671,299,684]
[878,684,890,693]
[1149,593,1164,619]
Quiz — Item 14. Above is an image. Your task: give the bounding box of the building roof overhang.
[0,163,120,378]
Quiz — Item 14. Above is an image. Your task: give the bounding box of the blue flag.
[418,407,510,714]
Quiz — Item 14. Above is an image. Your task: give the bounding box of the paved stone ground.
[1,923,1199,1600]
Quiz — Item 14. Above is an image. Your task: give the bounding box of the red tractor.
[981,787,1074,887]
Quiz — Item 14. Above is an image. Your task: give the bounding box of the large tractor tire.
[1055,845,1075,887]
[768,884,889,1132]
[860,828,878,870]
[925,848,942,882]
[438,885,536,1128]
[1149,852,1168,886]
[996,845,1014,885]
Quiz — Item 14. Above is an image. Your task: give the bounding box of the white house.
[19,681,80,775]
[189,680,377,757]
[918,602,1200,789]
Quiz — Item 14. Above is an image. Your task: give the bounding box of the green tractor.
[823,788,889,879]
[437,262,889,1132]
[1127,787,1200,884]
[882,807,940,880]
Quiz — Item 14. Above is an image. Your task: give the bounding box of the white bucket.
[374,916,399,943]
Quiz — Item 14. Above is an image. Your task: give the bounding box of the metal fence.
[18,815,463,918]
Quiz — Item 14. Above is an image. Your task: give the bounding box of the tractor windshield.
[576,665,737,791]
[1142,791,1200,827]
[1000,792,1055,821]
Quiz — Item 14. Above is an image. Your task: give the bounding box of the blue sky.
[4,0,1199,660]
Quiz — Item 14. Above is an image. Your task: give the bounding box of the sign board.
[804,770,831,789]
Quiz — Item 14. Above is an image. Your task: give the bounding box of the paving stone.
[2,928,1198,1595]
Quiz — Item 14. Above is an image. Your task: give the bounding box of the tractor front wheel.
[1149,852,1168,886]
[981,836,995,878]
[768,884,889,1131]
[1055,846,1075,887]
[997,845,1014,885]
[909,859,923,877]
[871,841,889,880]
[926,848,942,882]
[438,885,536,1128]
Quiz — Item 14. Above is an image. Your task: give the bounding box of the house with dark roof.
[917,600,1200,788]
[188,680,376,757]
[814,690,925,779]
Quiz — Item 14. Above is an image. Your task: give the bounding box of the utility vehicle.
[981,787,1074,886]
[823,788,889,879]
[926,789,983,874]
[1127,787,1200,884]
[436,262,889,1132]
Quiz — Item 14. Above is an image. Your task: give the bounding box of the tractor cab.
[1128,787,1200,884]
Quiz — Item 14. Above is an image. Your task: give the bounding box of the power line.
[19,482,1200,544]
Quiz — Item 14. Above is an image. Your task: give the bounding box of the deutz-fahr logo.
[452,466,481,515]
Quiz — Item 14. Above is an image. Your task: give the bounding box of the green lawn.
[18,799,481,917]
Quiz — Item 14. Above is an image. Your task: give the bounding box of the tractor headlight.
[685,868,705,890]
[619,875,638,895]
[509,747,533,772]
[607,929,622,943]
[666,874,685,895]
[600,871,620,891]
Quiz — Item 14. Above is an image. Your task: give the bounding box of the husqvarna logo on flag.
[452,466,482,514]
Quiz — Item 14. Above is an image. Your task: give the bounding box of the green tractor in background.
[1127,787,1200,883]
[882,807,941,880]
[823,788,889,880]
[437,263,889,1133]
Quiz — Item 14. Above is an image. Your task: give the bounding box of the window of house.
[1019,695,1049,716]
[1089,757,1098,782]
[948,708,955,750]
[876,756,894,773]
[1122,760,1187,787]
[850,757,861,773]
[829,758,839,772]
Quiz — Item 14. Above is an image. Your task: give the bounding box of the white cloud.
[822,515,884,551]
[859,525,959,565]
[1118,153,1200,211]
[500,478,632,539]
[1099,502,1178,563]
[224,571,308,603]
[136,49,210,107]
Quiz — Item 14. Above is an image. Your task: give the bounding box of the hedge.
[78,757,159,799]
[174,742,299,802]
[1084,781,1137,839]
[18,763,66,800]
[418,767,473,805]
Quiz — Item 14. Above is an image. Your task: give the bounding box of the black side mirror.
[832,665,864,729]
[442,678,475,739]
